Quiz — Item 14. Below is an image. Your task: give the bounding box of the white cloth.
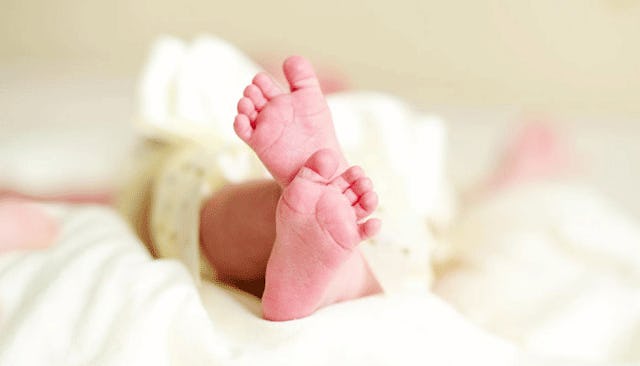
[435,182,640,364]
[0,206,227,365]
[0,205,516,365]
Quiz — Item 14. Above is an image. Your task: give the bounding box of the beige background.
[1,0,640,217]
[1,0,640,117]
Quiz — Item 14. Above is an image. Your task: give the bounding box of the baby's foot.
[262,149,381,321]
[233,56,347,186]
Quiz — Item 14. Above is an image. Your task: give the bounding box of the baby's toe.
[244,84,267,111]
[234,114,254,141]
[351,177,373,196]
[331,165,364,193]
[237,97,258,121]
[359,218,381,241]
[356,191,378,218]
[252,72,283,100]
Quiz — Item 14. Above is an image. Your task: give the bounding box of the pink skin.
[489,122,570,190]
[263,149,381,320]
[0,199,58,253]
[0,189,113,205]
[0,190,110,254]
[234,56,348,186]
[233,56,382,320]
[258,56,351,94]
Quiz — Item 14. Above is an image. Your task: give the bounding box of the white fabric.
[0,206,228,365]
[435,182,640,365]
[0,205,516,365]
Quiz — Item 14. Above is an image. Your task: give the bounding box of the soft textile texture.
[0,205,515,365]
[435,182,640,364]
[0,206,227,365]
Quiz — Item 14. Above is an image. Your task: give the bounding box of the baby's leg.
[199,159,382,319]
[199,180,280,296]
[230,57,383,319]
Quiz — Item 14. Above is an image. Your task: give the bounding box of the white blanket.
[435,182,640,365]
[0,205,515,365]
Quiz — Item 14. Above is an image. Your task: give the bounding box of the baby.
[198,56,382,321]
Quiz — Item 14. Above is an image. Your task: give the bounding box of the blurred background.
[1,0,639,215]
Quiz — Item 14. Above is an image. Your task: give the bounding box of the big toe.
[303,149,339,180]
[283,56,321,91]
